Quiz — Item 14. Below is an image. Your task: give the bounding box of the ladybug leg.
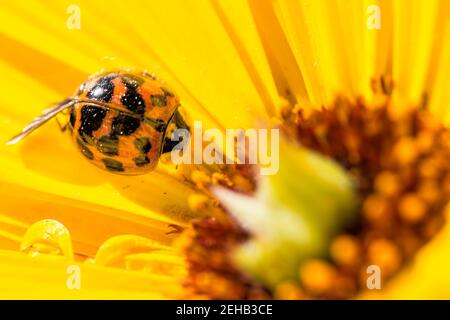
[165,224,184,235]
[55,107,72,132]
[55,117,68,132]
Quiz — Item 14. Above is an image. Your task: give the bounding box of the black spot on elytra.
[161,87,174,97]
[143,117,166,132]
[121,74,145,89]
[97,135,119,156]
[102,158,124,172]
[141,71,157,80]
[121,75,146,115]
[111,114,141,136]
[87,76,115,102]
[133,138,152,167]
[76,136,94,160]
[78,105,107,142]
[134,137,152,153]
[151,94,167,107]
[150,88,173,107]
[133,155,150,167]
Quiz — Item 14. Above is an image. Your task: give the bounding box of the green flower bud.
[214,142,358,288]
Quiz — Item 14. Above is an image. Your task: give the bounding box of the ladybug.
[7,70,190,174]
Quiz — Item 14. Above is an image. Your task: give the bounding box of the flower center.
[184,95,450,299]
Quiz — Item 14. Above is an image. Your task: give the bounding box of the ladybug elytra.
[8,70,190,174]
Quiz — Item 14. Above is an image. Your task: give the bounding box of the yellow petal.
[95,234,171,267]
[0,250,185,299]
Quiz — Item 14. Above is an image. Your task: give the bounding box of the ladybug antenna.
[6,98,76,145]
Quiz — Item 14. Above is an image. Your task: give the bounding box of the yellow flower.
[0,0,450,299]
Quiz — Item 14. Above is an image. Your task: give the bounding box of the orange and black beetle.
[8,70,189,174]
